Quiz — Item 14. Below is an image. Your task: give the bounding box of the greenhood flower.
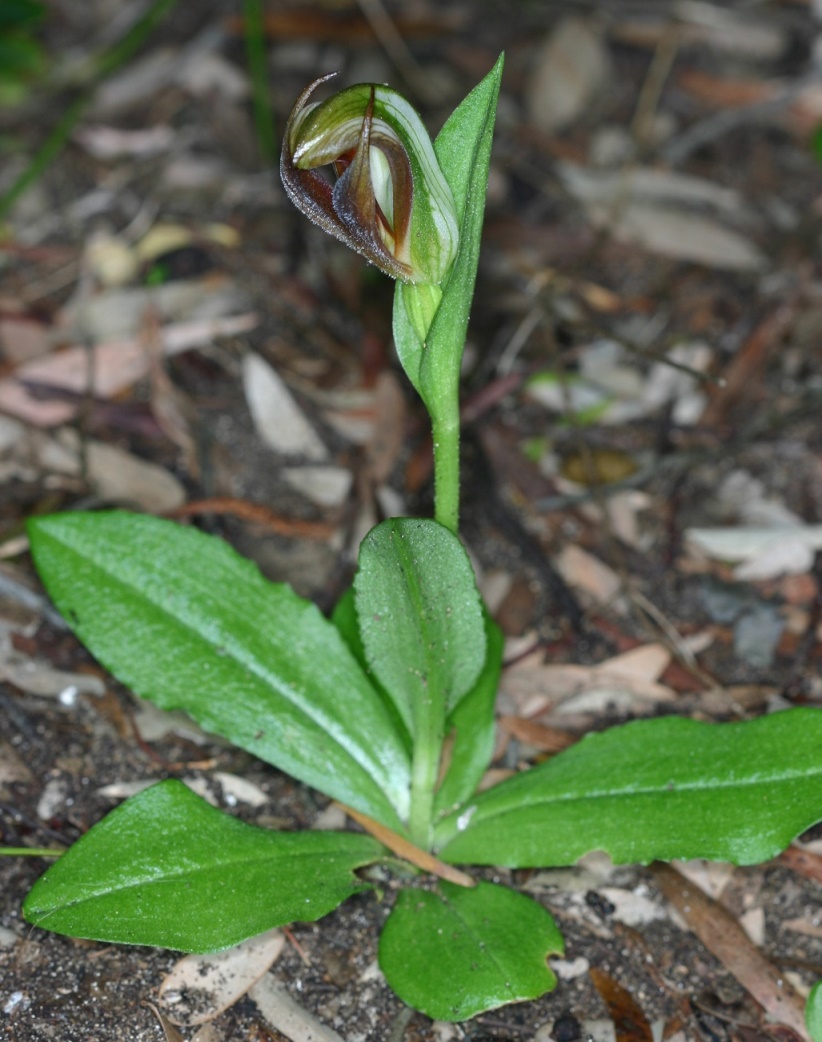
[281,75,459,286]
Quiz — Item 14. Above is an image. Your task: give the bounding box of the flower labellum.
[281,75,459,286]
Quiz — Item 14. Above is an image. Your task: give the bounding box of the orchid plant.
[18,55,822,1027]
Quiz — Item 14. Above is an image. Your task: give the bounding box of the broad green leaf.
[24,780,385,951]
[0,35,42,77]
[807,982,822,1042]
[434,609,503,819]
[331,585,412,753]
[353,518,486,737]
[330,583,360,650]
[393,54,504,403]
[435,709,822,867]
[378,880,563,1021]
[0,1,44,30]
[28,512,410,829]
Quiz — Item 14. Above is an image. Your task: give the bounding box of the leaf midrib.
[32,846,381,915]
[441,761,822,839]
[390,528,446,733]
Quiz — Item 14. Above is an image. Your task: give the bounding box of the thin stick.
[169,497,336,540]
[0,847,63,857]
[631,26,680,152]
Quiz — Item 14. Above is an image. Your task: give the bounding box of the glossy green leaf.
[353,518,486,736]
[393,54,503,406]
[28,512,410,829]
[435,709,822,867]
[434,609,503,819]
[330,583,361,652]
[24,780,384,951]
[330,585,412,753]
[379,880,563,1021]
[807,982,822,1042]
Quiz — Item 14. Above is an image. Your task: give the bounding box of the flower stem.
[408,726,440,849]
[432,412,460,534]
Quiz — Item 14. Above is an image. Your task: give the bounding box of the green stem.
[243,0,276,165]
[431,411,460,534]
[413,386,462,845]
[408,716,441,849]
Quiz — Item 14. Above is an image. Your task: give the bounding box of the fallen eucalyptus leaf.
[525,18,612,134]
[242,352,329,461]
[687,525,822,579]
[0,312,258,427]
[159,928,285,1026]
[686,524,822,562]
[652,862,807,1039]
[249,974,348,1042]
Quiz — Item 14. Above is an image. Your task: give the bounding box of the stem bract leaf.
[394,53,504,404]
[354,517,486,736]
[434,608,504,819]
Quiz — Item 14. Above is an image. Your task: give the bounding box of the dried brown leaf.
[589,966,654,1042]
[158,928,285,1027]
[365,370,406,486]
[778,845,822,887]
[651,863,808,1039]
[0,314,258,427]
[249,975,347,1042]
[497,715,578,753]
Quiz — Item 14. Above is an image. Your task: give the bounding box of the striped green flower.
[281,75,458,286]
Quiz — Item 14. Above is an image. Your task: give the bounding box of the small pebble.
[553,1011,581,1042]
